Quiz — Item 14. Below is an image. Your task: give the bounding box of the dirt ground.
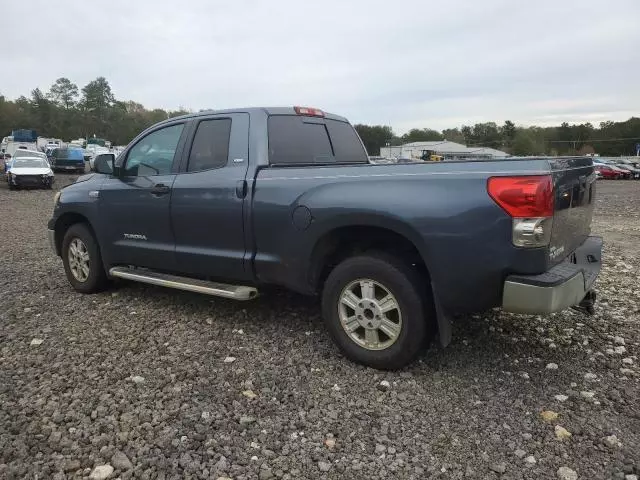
[0,174,638,480]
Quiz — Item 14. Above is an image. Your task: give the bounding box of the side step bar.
[108,267,258,301]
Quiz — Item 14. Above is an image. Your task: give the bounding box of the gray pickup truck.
[48,107,602,369]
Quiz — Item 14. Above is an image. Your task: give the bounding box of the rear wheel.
[61,223,108,293]
[321,253,434,369]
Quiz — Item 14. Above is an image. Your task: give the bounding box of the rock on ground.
[111,450,133,470]
[89,464,114,480]
[0,173,639,479]
[557,466,578,480]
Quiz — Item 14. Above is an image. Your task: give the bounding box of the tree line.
[0,77,188,146]
[1,76,639,156]
[355,117,640,157]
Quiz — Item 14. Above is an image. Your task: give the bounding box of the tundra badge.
[124,233,148,240]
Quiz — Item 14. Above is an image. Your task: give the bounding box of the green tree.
[511,129,546,156]
[511,130,536,156]
[30,88,55,134]
[81,77,115,137]
[401,128,443,143]
[441,128,465,144]
[353,124,396,155]
[501,120,516,150]
[81,76,114,111]
[48,77,79,109]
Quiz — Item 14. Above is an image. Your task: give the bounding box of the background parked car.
[594,159,632,179]
[615,163,640,179]
[6,156,55,190]
[0,152,12,172]
[594,164,621,179]
[4,149,49,172]
[49,147,86,173]
[45,147,57,162]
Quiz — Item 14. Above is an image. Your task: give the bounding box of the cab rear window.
[268,116,368,165]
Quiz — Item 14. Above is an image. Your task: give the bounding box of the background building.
[380,140,510,161]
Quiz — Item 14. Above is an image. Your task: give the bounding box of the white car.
[6,156,55,190]
[4,149,50,172]
[12,148,49,163]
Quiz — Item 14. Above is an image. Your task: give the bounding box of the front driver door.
[99,122,187,271]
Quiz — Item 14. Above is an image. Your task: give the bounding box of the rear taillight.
[294,106,325,117]
[487,175,553,217]
[487,175,554,248]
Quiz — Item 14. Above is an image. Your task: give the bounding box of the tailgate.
[548,157,596,266]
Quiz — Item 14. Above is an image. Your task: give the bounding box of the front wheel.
[321,253,434,369]
[61,223,108,293]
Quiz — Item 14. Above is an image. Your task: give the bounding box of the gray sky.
[2,0,639,133]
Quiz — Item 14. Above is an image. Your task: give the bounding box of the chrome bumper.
[47,228,57,255]
[502,236,602,314]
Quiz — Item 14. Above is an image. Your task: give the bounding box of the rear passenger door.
[171,113,251,281]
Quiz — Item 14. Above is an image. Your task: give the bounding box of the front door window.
[123,124,184,177]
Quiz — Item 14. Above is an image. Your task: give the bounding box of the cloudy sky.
[2,0,639,132]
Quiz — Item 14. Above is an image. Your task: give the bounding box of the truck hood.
[9,167,53,175]
[74,172,100,184]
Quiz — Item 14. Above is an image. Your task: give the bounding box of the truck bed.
[252,156,595,314]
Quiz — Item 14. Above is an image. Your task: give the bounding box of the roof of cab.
[157,107,349,126]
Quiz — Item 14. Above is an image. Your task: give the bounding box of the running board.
[108,267,258,301]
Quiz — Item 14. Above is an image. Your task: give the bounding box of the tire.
[8,183,16,190]
[61,223,108,293]
[321,252,434,370]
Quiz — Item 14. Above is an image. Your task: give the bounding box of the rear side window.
[268,116,368,165]
[325,120,369,163]
[187,118,232,172]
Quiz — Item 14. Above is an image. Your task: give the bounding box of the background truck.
[1,129,38,156]
[48,107,602,369]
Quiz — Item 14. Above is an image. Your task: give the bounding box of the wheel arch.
[306,220,452,347]
[53,212,96,256]
[308,224,431,293]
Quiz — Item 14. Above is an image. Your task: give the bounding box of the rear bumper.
[51,161,84,171]
[502,236,602,314]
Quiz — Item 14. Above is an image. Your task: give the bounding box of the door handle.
[150,183,171,195]
[236,180,247,199]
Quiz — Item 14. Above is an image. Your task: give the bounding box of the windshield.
[13,150,47,160]
[12,158,49,168]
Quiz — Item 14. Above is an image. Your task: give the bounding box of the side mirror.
[94,154,114,175]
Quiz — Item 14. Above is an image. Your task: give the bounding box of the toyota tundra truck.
[48,107,602,369]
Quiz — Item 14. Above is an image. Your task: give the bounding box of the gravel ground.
[0,174,638,480]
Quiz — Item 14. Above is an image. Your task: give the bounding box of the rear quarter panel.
[253,159,553,314]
